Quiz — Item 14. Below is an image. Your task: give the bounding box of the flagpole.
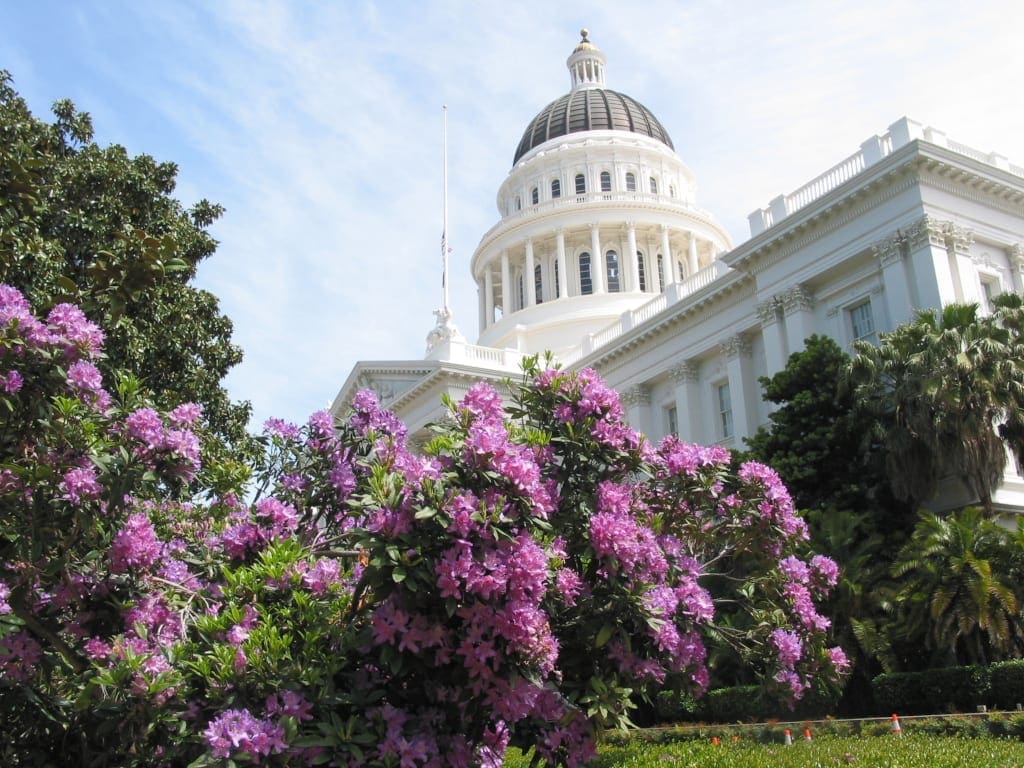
[442,104,450,314]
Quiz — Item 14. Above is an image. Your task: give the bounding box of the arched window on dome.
[534,263,543,304]
[637,251,647,292]
[650,177,658,195]
[606,250,620,292]
[551,179,561,199]
[669,184,676,198]
[575,174,586,195]
[516,195,522,211]
[656,253,665,291]
[531,187,539,206]
[626,172,636,192]
[677,259,685,281]
[553,259,560,299]
[579,252,593,295]
[600,171,612,193]
[517,273,525,311]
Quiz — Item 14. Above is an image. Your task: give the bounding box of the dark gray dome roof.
[513,88,674,164]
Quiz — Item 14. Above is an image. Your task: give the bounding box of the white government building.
[333,30,1024,513]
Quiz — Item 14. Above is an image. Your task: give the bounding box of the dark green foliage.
[990,660,1024,710]
[0,70,252,457]
[873,666,991,714]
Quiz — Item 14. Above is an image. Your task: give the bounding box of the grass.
[504,734,1024,767]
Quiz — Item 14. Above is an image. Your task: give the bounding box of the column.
[524,238,536,307]
[722,334,754,443]
[661,226,674,287]
[590,224,606,294]
[872,232,914,327]
[905,214,958,309]
[556,229,568,299]
[946,222,974,304]
[669,360,701,442]
[688,234,699,276]
[621,384,652,437]
[500,250,512,316]
[478,283,485,333]
[756,297,788,376]
[483,266,494,328]
[782,284,815,354]
[626,222,641,292]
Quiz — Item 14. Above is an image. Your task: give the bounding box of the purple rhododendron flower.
[203,708,287,760]
[109,513,163,573]
[1,369,23,394]
[61,466,102,505]
[168,402,203,426]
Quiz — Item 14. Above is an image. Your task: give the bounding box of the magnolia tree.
[0,284,847,767]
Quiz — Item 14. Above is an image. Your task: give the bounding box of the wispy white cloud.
[2,0,1023,426]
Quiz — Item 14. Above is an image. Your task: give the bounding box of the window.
[515,195,521,211]
[849,300,876,343]
[517,274,524,310]
[669,184,676,197]
[606,250,620,292]
[554,259,560,299]
[649,177,658,194]
[666,405,678,436]
[717,382,734,439]
[534,264,543,304]
[579,252,593,295]
[531,186,539,205]
[575,173,586,194]
[677,260,685,281]
[637,251,647,292]
[656,254,664,291]
[551,179,561,198]
[600,171,611,192]
[626,172,636,192]
[980,276,1001,313]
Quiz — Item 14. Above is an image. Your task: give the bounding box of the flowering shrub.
[0,285,846,767]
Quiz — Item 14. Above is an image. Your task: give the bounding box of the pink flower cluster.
[203,708,287,761]
[122,406,201,480]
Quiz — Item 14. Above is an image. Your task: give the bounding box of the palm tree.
[849,302,1024,513]
[891,508,1021,665]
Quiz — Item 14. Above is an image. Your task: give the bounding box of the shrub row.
[652,660,1024,726]
[873,660,1024,715]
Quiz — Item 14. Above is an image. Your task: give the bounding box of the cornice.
[576,271,755,367]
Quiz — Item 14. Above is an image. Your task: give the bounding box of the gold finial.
[580,28,589,40]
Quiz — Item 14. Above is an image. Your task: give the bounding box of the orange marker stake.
[891,713,902,736]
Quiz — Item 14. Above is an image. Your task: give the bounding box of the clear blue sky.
[4,1,1023,428]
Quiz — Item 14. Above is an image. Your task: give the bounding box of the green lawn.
[506,734,1024,767]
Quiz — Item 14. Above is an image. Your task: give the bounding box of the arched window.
[531,186,539,205]
[579,252,593,295]
[575,173,586,194]
[551,179,561,198]
[656,253,664,291]
[626,172,636,192]
[649,177,658,194]
[517,273,525,310]
[606,250,620,292]
[515,195,521,211]
[534,263,543,304]
[600,171,612,193]
[669,185,676,198]
[637,250,647,292]
[677,260,685,281]
[553,259,560,298]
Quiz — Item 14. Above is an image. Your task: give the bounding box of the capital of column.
[944,222,974,256]
[1009,243,1024,267]
[755,296,783,325]
[721,334,751,361]
[872,231,906,266]
[668,359,700,384]
[906,213,949,251]
[621,384,651,407]
[782,284,814,315]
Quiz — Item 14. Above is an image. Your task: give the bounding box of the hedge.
[990,659,1024,710]
[873,665,990,714]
